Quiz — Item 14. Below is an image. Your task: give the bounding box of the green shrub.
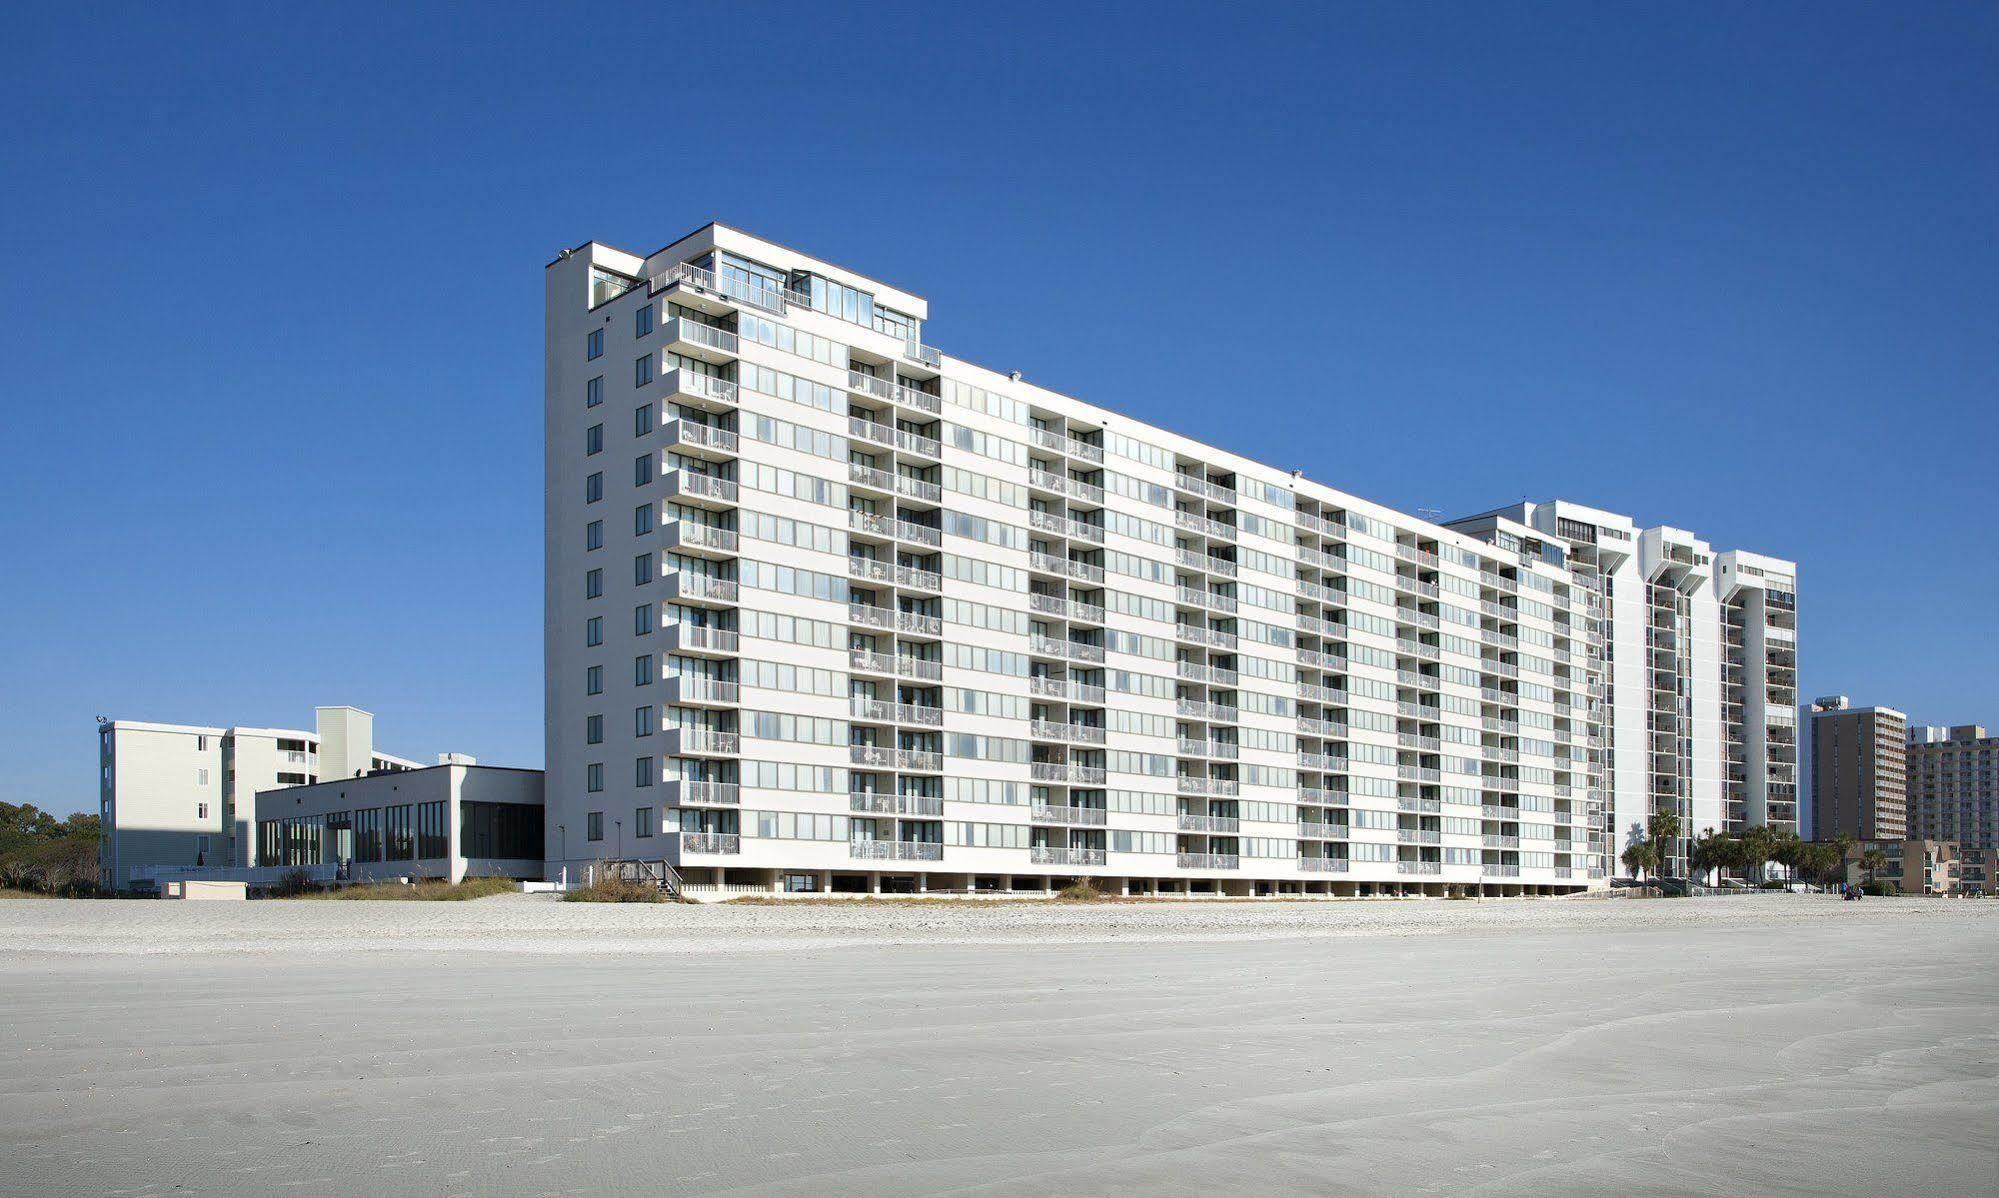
[1055,881,1106,901]
[1860,880,1897,897]
[561,874,665,903]
[295,876,517,901]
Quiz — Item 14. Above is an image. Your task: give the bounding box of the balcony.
[671,781,739,806]
[1176,777,1239,797]
[1397,861,1442,875]
[1028,427,1104,463]
[1173,473,1238,505]
[1177,547,1237,577]
[1032,846,1106,867]
[1176,699,1238,722]
[666,677,740,707]
[848,461,894,493]
[849,792,946,817]
[1177,661,1238,686]
[1178,813,1240,833]
[1484,863,1521,877]
[1029,762,1107,785]
[664,624,738,657]
[846,369,895,402]
[850,840,944,862]
[665,574,738,606]
[1396,766,1441,783]
[1177,852,1240,870]
[1297,821,1347,839]
[1483,834,1521,848]
[1174,510,1237,541]
[894,521,942,548]
[1175,625,1236,650]
[1298,752,1343,772]
[663,317,739,365]
[663,367,739,412]
[1300,856,1349,872]
[1031,719,1106,745]
[664,522,738,558]
[667,728,738,757]
[895,610,944,637]
[1397,829,1442,845]
[663,470,738,509]
[680,832,740,855]
[663,419,738,459]
[1396,796,1441,814]
[851,697,944,727]
[1032,804,1108,826]
[849,603,896,630]
[847,556,894,585]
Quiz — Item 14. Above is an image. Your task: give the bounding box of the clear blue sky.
[2,3,1993,817]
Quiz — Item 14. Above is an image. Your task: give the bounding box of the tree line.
[1619,811,1859,887]
[0,803,101,895]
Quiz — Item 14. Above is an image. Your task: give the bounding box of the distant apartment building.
[1847,838,1962,896]
[1906,723,1996,857]
[98,706,428,889]
[1807,697,1908,841]
[543,223,1798,897]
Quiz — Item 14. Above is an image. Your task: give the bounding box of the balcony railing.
[848,793,945,817]
[1177,814,1239,833]
[1031,846,1106,866]
[1297,821,1347,839]
[850,840,944,861]
[1032,804,1108,826]
[678,781,739,806]
[681,832,740,855]
[1176,852,1239,870]
[1300,856,1349,872]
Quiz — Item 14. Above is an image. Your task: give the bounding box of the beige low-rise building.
[99,706,431,890]
[1846,838,1961,895]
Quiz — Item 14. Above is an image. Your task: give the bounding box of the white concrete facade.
[1451,502,1798,874]
[544,224,1790,896]
[98,706,428,889]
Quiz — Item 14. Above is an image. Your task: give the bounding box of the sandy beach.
[2,894,1994,1196]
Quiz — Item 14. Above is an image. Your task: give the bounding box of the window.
[586,329,603,360]
[586,617,603,647]
[586,714,603,744]
[586,810,604,839]
[586,472,603,503]
[461,802,543,860]
[195,767,209,786]
[634,604,653,636]
[635,354,653,386]
[636,758,653,788]
[636,303,654,337]
[585,568,603,599]
[197,802,209,819]
[196,735,208,751]
[586,424,603,455]
[386,804,414,860]
[633,553,653,585]
[586,520,603,550]
[634,403,653,436]
[634,705,654,737]
[633,454,653,486]
[634,504,653,535]
[635,806,654,837]
[586,665,603,695]
[417,800,447,859]
[586,765,604,795]
[635,654,654,686]
[586,375,603,408]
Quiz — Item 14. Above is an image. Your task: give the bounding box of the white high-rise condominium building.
[544,224,1796,895]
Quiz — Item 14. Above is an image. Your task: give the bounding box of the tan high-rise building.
[1906,723,1996,855]
[1807,697,1907,841]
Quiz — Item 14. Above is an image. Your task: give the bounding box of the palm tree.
[1737,823,1777,884]
[1647,811,1683,878]
[1689,827,1731,886]
[1621,840,1658,881]
[1860,848,1888,883]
